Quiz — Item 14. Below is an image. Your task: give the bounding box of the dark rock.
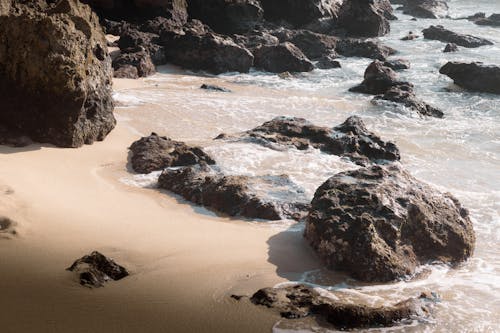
[250,284,437,328]
[0,125,32,147]
[305,164,475,282]
[439,62,500,95]
[0,0,116,148]
[0,216,17,239]
[160,20,254,74]
[113,49,155,78]
[443,43,458,53]
[102,19,131,35]
[315,56,341,69]
[350,60,400,94]
[278,29,338,60]
[67,251,129,288]
[200,84,232,92]
[260,0,342,27]
[401,31,419,41]
[158,163,310,221]
[336,39,396,60]
[187,0,263,34]
[118,28,166,65]
[400,0,448,19]
[336,0,393,37]
[474,13,500,27]
[384,59,410,70]
[220,116,400,165]
[129,133,215,174]
[232,30,279,51]
[254,42,314,73]
[422,25,494,48]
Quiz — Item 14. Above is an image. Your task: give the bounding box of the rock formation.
[440,62,500,95]
[422,25,494,48]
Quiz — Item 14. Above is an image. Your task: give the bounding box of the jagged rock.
[118,28,166,65]
[67,251,129,288]
[0,0,116,147]
[260,0,342,27]
[0,216,17,239]
[129,133,215,174]
[305,164,475,282]
[443,43,458,53]
[384,59,410,70]
[399,0,448,19]
[218,116,400,165]
[336,0,393,37]
[233,30,280,51]
[336,39,395,60]
[160,20,254,74]
[187,0,263,34]
[158,163,310,221]
[254,42,314,73]
[249,284,437,328]
[401,31,419,41]
[439,62,500,95]
[200,84,232,92]
[422,25,494,48]
[350,61,443,117]
[113,49,155,78]
[102,19,131,35]
[272,29,338,60]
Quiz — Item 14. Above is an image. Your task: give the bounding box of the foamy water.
[115,1,500,331]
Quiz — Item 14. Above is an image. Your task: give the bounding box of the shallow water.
[115,1,500,331]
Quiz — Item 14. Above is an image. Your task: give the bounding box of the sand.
[0,78,322,333]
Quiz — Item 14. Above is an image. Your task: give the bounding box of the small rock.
[443,43,458,53]
[200,84,231,93]
[384,59,410,70]
[401,31,420,41]
[67,251,129,288]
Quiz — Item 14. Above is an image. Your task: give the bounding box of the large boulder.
[422,25,494,48]
[218,116,400,165]
[117,28,166,65]
[336,39,395,60]
[129,133,216,174]
[336,0,393,37]
[113,49,156,78]
[187,0,264,34]
[158,163,310,221]
[253,42,314,73]
[260,0,343,27]
[271,29,338,60]
[304,164,475,282]
[160,20,254,74]
[439,62,500,95]
[398,0,449,19]
[0,0,116,147]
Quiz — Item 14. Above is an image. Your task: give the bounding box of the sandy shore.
[0,79,322,332]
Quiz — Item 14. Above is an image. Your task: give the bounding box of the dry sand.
[0,79,322,333]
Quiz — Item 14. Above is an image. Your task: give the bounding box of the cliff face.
[0,0,115,147]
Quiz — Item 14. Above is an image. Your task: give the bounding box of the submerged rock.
[200,84,232,92]
[443,43,458,53]
[401,31,419,41]
[0,0,116,147]
[439,62,500,95]
[304,164,475,282]
[129,133,215,174]
[384,59,410,70]
[253,42,314,73]
[399,0,449,19]
[249,284,436,329]
[219,116,400,165]
[67,251,129,288]
[158,163,310,221]
[422,25,494,48]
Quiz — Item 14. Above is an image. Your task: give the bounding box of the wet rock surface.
[422,25,494,48]
[219,116,400,165]
[439,62,500,95]
[397,0,449,19]
[200,84,232,92]
[248,284,437,329]
[384,59,410,70]
[158,163,310,221]
[129,133,216,174]
[253,42,314,73]
[304,164,476,282]
[0,0,116,147]
[336,39,396,60]
[67,251,129,288]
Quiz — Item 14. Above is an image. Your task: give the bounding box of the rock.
[160,20,254,74]
[274,29,338,60]
[260,0,342,27]
[220,116,400,165]
[118,28,166,65]
[400,0,448,19]
[336,39,395,60]
[422,25,494,48]
[158,163,310,221]
[200,84,232,92]
[0,216,17,239]
[384,59,410,70]
[187,0,263,34]
[336,0,393,37]
[254,42,314,73]
[113,49,155,78]
[401,31,419,41]
[0,0,116,147]
[0,125,32,147]
[129,133,215,174]
[67,251,129,288]
[232,30,280,51]
[315,56,341,69]
[102,19,131,35]
[439,62,500,95]
[443,43,458,53]
[305,164,475,282]
[474,13,500,27]
[249,284,436,328]
[350,61,443,117]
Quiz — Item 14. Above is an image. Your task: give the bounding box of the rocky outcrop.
[0,0,116,147]
[160,20,254,74]
[336,39,395,60]
[439,62,500,95]
[398,0,449,19]
[422,25,494,48]
[129,133,215,174]
[67,251,129,288]
[187,0,263,34]
[350,61,443,117]
[253,42,314,73]
[218,116,400,165]
[304,164,475,282]
[158,163,310,221]
[260,0,343,27]
[113,49,155,78]
[336,0,393,37]
[248,284,437,329]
